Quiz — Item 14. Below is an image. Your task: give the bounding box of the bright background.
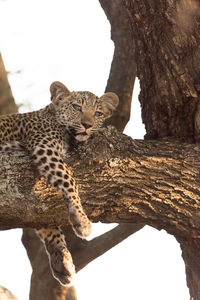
[0,1,190,299]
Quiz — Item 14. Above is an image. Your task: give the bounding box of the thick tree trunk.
[124,0,200,142]
[123,0,200,298]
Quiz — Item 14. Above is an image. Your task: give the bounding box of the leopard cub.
[0,81,119,285]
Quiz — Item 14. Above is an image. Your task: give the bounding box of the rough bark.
[124,0,200,142]
[99,0,136,131]
[1,126,200,239]
[123,0,200,298]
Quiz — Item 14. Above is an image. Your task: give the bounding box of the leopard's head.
[50,81,119,141]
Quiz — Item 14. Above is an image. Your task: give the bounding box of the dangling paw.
[37,227,76,285]
[48,248,75,286]
[69,209,92,238]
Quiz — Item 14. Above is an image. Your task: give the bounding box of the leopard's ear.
[50,81,71,106]
[100,92,119,117]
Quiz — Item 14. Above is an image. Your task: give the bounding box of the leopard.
[0,81,119,285]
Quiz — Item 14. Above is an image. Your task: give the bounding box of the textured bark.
[1,127,200,239]
[123,0,200,298]
[124,0,200,142]
[99,0,136,131]
[179,237,200,300]
[0,53,18,115]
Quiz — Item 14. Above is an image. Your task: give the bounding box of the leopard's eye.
[72,104,82,111]
[95,111,104,117]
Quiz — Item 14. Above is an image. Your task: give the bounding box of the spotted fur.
[0,81,119,285]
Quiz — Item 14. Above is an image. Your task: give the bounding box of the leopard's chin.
[75,133,90,142]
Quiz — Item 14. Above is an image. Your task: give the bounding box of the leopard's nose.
[82,122,92,129]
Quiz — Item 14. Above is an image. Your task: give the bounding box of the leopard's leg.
[36,227,75,286]
[30,143,91,238]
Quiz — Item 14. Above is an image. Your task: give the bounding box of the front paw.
[73,218,92,238]
[69,211,92,238]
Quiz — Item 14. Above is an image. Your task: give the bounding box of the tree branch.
[1,127,200,240]
[99,0,136,131]
[62,223,144,271]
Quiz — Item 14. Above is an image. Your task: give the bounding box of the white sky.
[0,0,190,299]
